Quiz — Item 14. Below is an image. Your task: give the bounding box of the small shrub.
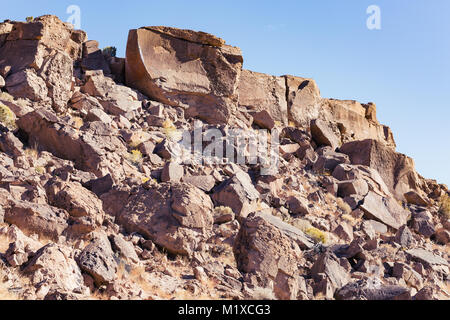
[26,16,34,22]
[163,119,182,142]
[128,149,143,166]
[35,166,45,175]
[72,116,84,130]
[214,206,233,216]
[439,194,450,219]
[0,103,16,130]
[336,197,352,215]
[102,46,117,57]
[305,227,328,244]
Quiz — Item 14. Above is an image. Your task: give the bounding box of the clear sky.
[2,0,449,186]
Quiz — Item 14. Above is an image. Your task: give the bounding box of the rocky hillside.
[0,15,448,300]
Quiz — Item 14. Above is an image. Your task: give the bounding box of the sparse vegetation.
[162,119,182,142]
[102,46,117,57]
[0,103,17,130]
[214,206,233,216]
[291,219,328,244]
[439,194,450,219]
[128,149,143,166]
[336,197,352,215]
[71,116,84,130]
[26,16,34,22]
[305,227,328,244]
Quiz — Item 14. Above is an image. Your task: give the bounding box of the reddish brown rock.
[234,213,304,300]
[117,183,214,256]
[340,139,422,201]
[238,70,288,125]
[125,26,243,124]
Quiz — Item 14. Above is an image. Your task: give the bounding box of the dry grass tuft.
[439,194,450,219]
[336,197,352,215]
[0,103,16,130]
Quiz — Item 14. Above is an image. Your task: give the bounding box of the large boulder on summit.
[237,70,288,125]
[117,183,214,256]
[125,26,243,124]
[340,139,422,201]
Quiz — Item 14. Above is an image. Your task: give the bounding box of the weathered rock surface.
[234,213,303,300]
[212,171,260,218]
[77,236,118,286]
[117,183,214,256]
[125,26,243,124]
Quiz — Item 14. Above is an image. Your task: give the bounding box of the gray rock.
[77,236,118,286]
[336,279,411,300]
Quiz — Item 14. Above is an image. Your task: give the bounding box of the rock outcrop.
[0,15,448,301]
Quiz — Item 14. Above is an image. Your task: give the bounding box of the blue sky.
[2,0,449,186]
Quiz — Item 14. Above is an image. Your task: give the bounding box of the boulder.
[17,109,128,178]
[405,249,448,268]
[310,251,350,294]
[394,225,415,248]
[336,279,411,300]
[77,236,118,286]
[234,213,303,300]
[285,75,321,127]
[5,69,49,102]
[4,200,69,240]
[45,179,104,227]
[211,171,260,218]
[109,235,139,264]
[287,196,311,216]
[161,161,184,183]
[312,151,350,174]
[404,191,430,207]
[117,183,214,256]
[183,175,216,192]
[339,139,422,201]
[310,119,340,150]
[238,70,288,124]
[359,191,410,230]
[23,244,85,294]
[251,110,276,130]
[125,26,243,124]
[81,40,111,74]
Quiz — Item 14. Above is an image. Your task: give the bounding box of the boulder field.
[0,15,448,300]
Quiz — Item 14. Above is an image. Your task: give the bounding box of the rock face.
[125,26,243,124]
[340,139,422,201]
[237,70,288,125]
[0,15,82,112]
[117,183,214,256]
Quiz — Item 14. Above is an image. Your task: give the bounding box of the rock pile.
[0,15,448,300]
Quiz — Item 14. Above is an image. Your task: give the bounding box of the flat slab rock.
[360,191,409,230]
[406,249,448,267]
